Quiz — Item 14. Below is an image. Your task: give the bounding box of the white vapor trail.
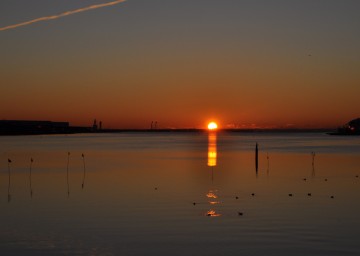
[0,0,127,32]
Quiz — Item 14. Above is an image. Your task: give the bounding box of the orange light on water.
[206,210,221,217]
[207,133,217,167]
[207,122,218,130]
[206,192,218,199]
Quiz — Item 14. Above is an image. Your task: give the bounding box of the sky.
[0,0,359,129]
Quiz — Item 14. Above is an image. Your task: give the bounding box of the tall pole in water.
[67,152,70,198]
[82,153,86,189]
[255,143,259,175]
[8,159,11,202]
[267,153,269,176]
[30,158,33,198]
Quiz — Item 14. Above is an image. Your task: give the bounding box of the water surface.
[1,132,360,255]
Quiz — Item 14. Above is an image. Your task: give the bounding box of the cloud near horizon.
[0,0,127,32]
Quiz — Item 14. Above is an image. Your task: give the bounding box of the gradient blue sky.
[1,0,359,128]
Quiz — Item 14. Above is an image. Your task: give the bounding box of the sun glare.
[208,122,218,130]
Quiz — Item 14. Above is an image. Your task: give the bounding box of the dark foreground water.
[1,132,360,255]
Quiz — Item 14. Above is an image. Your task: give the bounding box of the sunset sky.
[1,0,359,129]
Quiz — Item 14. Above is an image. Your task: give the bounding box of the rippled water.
[1,132,360,255]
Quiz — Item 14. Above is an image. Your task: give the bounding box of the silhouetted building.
[92,119,98,131]
[336,118,360,135]
[0,120,69,135]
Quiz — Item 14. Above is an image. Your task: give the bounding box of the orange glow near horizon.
[208,122,218,130]
[1,2,359,130]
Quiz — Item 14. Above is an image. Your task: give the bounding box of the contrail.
[0,0,126,32]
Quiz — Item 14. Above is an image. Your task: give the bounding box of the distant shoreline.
[0,120,342,136]
[0,128,336,136]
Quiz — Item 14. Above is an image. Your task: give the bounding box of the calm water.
[1,132,360,255]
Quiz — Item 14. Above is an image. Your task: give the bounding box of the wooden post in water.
[266,153,269,176]
[311,152,316,166]
[29,158,33,198]
[67,152,70,198]
[7,159,11,202]
[311,152,316,177]
[255,143,259,175]
[82,153,86,189]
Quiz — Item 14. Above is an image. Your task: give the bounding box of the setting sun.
[208,122,218,130]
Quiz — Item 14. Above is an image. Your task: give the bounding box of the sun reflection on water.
[206,132,221,216]
[206,191,218,199]
[207,132,217,167]
[207,190,220,205]
[206,210,221,217]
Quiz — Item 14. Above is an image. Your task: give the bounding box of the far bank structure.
[1,118,359,136]
[0,119,102,135]
[330,118,360,135]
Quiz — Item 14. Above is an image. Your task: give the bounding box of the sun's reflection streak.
[207,132,217,167]
[205,132,221,217]
[206,189,220,206]
[206,191,218,199]
[206,209,221,217]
